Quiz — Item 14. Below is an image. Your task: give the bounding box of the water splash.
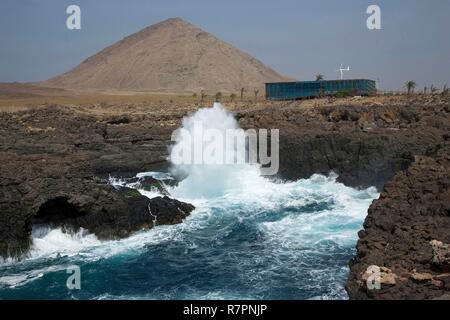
[0,102,379,300]
[169,102,260,199]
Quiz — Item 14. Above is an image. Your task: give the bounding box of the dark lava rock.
[0,106,187,257]
[346,143,450,300]
[149,196,195,226]
[1,99,450,286]
[239,103,450,189]
[0,175,194,257]
[136,176,174,195]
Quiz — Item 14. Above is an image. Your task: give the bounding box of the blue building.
[265,79,376,100]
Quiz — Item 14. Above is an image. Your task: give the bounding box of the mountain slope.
[42,17,292,93]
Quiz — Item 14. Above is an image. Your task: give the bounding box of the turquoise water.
[0,172,377,300]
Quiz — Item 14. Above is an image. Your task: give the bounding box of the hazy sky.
[1,0,449,90]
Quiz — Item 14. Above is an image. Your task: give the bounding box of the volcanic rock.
[346,142,450,299]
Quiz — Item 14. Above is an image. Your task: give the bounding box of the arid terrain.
[41,17,291,94]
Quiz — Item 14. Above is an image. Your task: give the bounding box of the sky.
[0,0,449,91]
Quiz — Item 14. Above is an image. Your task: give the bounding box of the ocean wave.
[0,103,379,299]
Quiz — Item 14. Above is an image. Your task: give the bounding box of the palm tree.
[240,88,246,102]
[316,74,324,81]
[254,88,260,103]
[405,81,416,95]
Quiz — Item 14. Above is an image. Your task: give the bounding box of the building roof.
[265,79,375,85]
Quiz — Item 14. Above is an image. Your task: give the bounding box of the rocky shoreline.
[0,96,449,299]
[346,142,450,299]
[0,106,193,257]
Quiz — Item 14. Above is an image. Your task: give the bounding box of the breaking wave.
[0,104,378,299]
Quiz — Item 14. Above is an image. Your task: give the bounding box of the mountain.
[42,17,293,94]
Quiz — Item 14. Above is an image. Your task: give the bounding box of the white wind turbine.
[336,64,350,80]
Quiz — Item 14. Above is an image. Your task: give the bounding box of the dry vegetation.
[0,84,448,117]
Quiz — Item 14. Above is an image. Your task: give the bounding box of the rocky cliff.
[0,106,194,257]
[238,99,449,189]
[238,97,450,299]
[346,143,450,299]
[1,95,449,301]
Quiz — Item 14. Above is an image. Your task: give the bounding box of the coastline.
[1,95,449,299]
